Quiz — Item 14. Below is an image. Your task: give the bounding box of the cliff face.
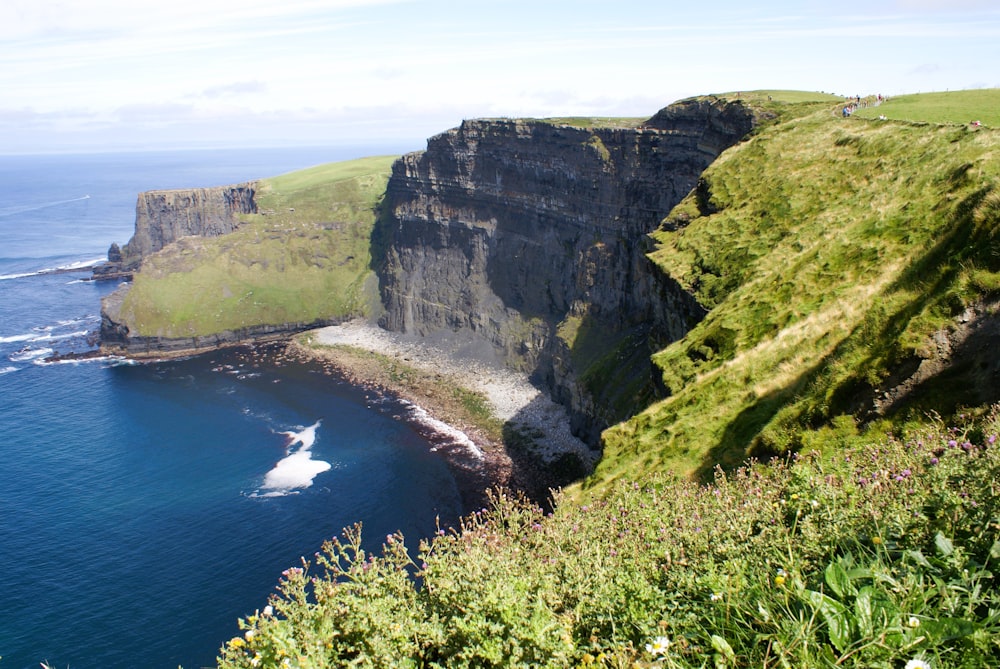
[375,98,760,444]
[94,184,257,278]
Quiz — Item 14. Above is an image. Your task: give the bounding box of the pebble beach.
[293,319,597,501]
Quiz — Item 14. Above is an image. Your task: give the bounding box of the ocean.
[0,147,464,669]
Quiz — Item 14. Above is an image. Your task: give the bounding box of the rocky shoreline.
[290,319,597,506]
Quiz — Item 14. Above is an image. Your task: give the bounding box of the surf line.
[259,420,331,495]
[0,194,90,218]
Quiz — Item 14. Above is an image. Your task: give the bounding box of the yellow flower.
[872,536,883,545]
[227,637,246,650]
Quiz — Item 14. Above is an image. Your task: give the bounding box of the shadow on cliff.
[500,394,593,507]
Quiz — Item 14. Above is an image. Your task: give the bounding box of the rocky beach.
[289,319,597,506]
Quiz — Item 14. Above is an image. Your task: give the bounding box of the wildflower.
[872,536,882,545]
[907,615,921,628]
[710,592,723,602]
[905,659,931,669]
[227,637,246,649]
[774,568,787,586]
[645,636,671,656]
[262,605,274,617]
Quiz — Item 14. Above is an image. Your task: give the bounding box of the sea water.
[0,147,463,669]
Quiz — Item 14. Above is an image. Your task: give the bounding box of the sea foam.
[259,420,332,495]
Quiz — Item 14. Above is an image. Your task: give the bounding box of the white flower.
[904,659,931,669]
[645,635,671,656]
[907,615,921,628]
[710,592,723,602]
[262,605,274,616]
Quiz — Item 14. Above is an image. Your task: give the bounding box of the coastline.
[289,319,597,506]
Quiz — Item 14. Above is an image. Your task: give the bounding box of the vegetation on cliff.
[114,156,395,338]
[592,89,1000,492]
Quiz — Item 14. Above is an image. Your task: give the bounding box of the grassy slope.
[853,89,1000,126]
[588,91,1000,494]
[118,156,396,338]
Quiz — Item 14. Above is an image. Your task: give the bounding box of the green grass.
[587,92,1000,491]
[538,117,645,129]
[852,89,1000,126]
[721,89,843,103]
[118,156,396,338]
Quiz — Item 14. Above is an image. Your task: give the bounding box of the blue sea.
[0,147,464,669]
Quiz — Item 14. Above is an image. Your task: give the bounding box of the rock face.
[375,98,760,445]
[93,184,257,278]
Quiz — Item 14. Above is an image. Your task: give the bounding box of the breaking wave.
[255,420,332,497]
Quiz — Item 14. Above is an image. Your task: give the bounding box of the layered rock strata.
[375,98,760,445]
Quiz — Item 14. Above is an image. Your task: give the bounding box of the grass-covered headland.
[218,409,1000,668]
[116,156,395,337]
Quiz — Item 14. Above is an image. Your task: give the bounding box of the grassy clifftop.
[591,90,1000,492]
[116,156,395,338]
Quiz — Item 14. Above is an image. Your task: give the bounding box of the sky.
[1,0,998,154]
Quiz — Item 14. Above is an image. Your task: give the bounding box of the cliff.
[374,98,762,444]
[93,184,256,279]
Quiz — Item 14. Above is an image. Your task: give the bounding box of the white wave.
[55,257,104,272]
[1,329,89,345]
[0,194,90,218]
[43,329,90,342]
[0,271,39,281]
[400,400,484,459]
[0,366,19,375]
[259,420,331,494]
[9,347,53,362]
[33,355,128,367]
[0,333,36,344]
[0,256,104,281]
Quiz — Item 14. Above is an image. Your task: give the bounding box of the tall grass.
[592,94,1000,490]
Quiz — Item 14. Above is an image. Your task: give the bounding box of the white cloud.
[1,0,998,152]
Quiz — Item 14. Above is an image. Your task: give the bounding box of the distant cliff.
[375,98,762,444]
[93,184,256,279]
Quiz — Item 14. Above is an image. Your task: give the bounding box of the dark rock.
[375,98,759,445]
